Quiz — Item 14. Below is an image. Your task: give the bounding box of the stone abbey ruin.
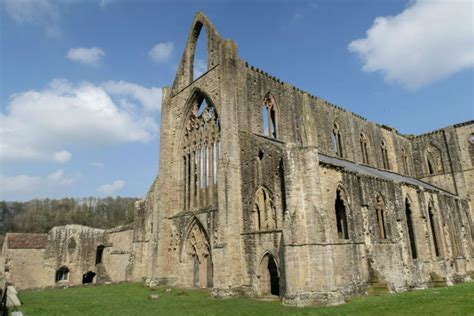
[2,13,473,306]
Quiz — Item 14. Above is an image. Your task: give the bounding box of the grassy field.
[12,281,474,315]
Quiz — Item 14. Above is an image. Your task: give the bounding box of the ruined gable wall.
[44,225,106,285]
[410,121,474,208]
[453,122,474,215]
[154,66,222,284]
[139,13,249,292]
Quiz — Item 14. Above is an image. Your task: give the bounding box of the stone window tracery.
[262,93,277,139]
[254,187,276,230]
[183,93,220,210]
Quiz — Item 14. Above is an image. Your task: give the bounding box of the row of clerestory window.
[331,124,413,175]
[335,188,464,261]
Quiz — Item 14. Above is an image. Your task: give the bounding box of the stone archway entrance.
[82,271,96,284]
[259,254,280,296]
[185,220,213,288]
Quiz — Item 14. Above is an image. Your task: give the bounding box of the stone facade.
[132,12,474,306]
[1,225,135,290]
[1,12,473,306]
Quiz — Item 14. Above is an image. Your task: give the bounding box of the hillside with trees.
[0,197,138,245]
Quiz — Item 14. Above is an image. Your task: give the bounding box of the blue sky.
[1,0,473,201]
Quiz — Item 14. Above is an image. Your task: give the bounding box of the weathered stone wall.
[453,122,474,216]
[44,225,107,285]
[2,248,52,290]
[4,11,469,305]
[2,225,137,290]
[128,12,473,307]
[104,226,134,282]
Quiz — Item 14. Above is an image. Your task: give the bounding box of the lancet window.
[254,187,276,230]
[381,139,390,170]
[360,133,369,164]
[262,93,277,138]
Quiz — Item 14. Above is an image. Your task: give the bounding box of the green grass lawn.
[12,281,474,316]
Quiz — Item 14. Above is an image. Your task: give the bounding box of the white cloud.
[4,0,61,37]
[348,0,474,89]
[0,169,79,200]
[99,0,113,8]
[1,79,160,164]
[90,162,104,168]
[97,180,125,195]
[67,47,105,66]
[53,150,72,163]
[194,59,207,78]
[102,81,162,112]
[149,42,174,63]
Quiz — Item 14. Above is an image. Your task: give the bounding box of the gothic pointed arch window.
[401,147,410,175]
[425,144,443,175]
[360,133,370,164]
[262,93,277,139]
[332,123,343,158]
[405,198,417,259]
[335,187,349,239]
[192,22,208,80]
[427,201,441,257]
[446,203,460,258]
[375,195,387,239]
[254,187,276,230]
[182,92,220,210]
[381,139,390,170]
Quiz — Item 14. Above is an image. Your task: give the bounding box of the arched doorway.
[82,271,96,284]
[184,219,213,288]
[259,254,280,296]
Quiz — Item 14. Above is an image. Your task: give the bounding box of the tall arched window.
[254,187,276,230]
[401,147,410,175]
[375,195,387,239]
[381,139,390,170]
[405,198,417,259]
[425,144,443,175]
[332,123,343,157]
[262,93,277,138]
[427,202,441,257]
[96,245,105,265]
[447,206,460,257]
[183,92,220,210]
[360,133,370,164]
[335,187,349,239]
[192,23,208,80]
